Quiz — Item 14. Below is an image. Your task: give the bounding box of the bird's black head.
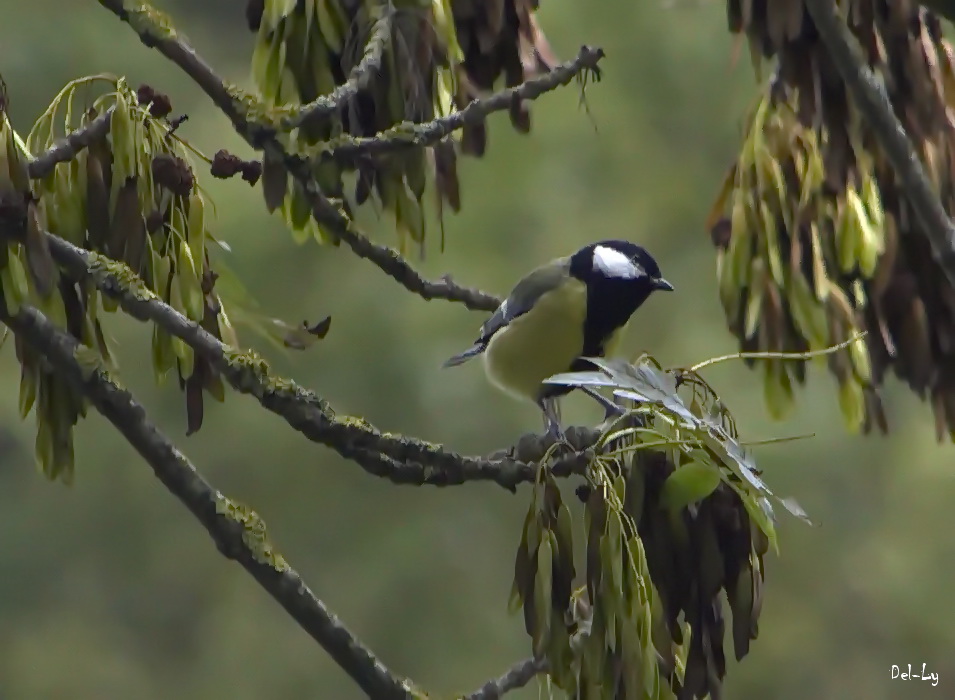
[569,240,672,291]
[568,240,673,356]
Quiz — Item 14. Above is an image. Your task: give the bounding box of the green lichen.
[73,344,107,381]
[312,121,419,155]
[123,1,177,42]
[225,84,286,129]
[378,430,443,453]
[223,354,335,417]
[216,496,289,571]
[87,252,156,301]
[224,348,270,375]
[338,415,376,432]
[269,376,299,393]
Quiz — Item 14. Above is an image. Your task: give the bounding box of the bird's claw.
[601,401,627,423]
[581,386,627,423]
[544,415,567,444]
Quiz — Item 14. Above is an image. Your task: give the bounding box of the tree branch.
[1,303,412,700]
[322,46,605,161]
[283,6,393,130]
[96,0,501,312]
[803,0,955,287]
[462,657,548,700]
[43,232,598,490]
[27,106,115,180]
[330,218,502,310]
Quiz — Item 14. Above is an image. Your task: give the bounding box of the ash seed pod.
[1,248,29,315]
[185,367,204,436]
[176,239,205,322]
[107,177,140,260]
[24,200,56,298]
[532,531,554,656]
[261,149,288,213]
[246,0,265,32]
[85,145,112,253]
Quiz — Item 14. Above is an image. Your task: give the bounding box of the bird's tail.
[442,344,485,368]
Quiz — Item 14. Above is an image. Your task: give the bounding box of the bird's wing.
[475,259,571,344]
[442,258,570,368]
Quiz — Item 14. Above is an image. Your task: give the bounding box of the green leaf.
[660,461,722,513]
[779,496,812,525]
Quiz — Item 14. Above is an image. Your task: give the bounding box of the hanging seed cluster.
[0,87,75,482]
[510,360,788,700]
[0,77,236,482]
[247,0,555,249]
[713,0,955,440]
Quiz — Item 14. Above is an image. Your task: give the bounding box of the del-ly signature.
[892,664,939,687]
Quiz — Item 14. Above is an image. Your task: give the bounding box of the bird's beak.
[653,277,674,292]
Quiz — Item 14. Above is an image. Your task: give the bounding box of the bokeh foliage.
[1,1,794,697]
[713,0,955,440]
[5,2,955,700]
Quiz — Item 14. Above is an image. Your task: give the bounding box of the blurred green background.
[2,1,953,698]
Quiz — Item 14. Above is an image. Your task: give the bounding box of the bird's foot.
[544,415,567,444]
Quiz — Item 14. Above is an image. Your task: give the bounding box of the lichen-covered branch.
[96,0,501,312]
[45,232,596,490]
[803,0,955,287]
[322,46,605,161]
[27,106,115,179]
[463,657,548,700]
[282,7,393,130]
[1,303,413,700]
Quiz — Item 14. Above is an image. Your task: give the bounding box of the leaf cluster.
[249,0,556,251]
[715,0,955,440]
[1,77,239,480]
[509,357,807,699]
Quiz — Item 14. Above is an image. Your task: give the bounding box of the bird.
[443,239,673,438]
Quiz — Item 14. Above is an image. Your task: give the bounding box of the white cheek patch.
[592,245,644,279]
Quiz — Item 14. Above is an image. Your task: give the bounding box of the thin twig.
[463,657,548,700]
[96,0,501,312]
[803,0,955,287]
[284,7,393,130]
[27,106,115,179]
[323,46,606,161]
[333,218,502,309]
[2,303,412,700]
[44,232,594,489]
[689,331,867,372]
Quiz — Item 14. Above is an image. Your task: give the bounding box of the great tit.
[443,240,673,437]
